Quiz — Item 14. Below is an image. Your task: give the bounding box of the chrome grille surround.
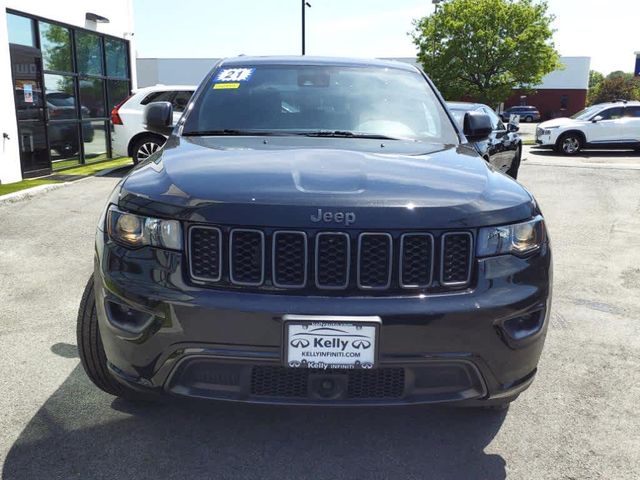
[314,232,351,290]
[188,226,223,282]
[399,233,435,289]
[357,232,393,290]
[440,232,474,287]
[272,231,308,289]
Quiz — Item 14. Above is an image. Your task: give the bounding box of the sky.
[133,0,640,75]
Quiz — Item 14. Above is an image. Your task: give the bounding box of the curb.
[0,182,72,206]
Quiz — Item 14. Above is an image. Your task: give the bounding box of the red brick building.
[504,57,591,120]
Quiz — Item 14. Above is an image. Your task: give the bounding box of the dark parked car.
[447,102,522,179]
[78,57,552,410]
[501,105,541,123]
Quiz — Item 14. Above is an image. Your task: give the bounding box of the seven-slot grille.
[188,226,473,293]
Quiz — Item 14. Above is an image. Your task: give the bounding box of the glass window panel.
[79,78,106,118]
[105,38,128,78]
[107,80,130,111]
[75,32,103,75]
[39,22,72,72]
[172,91,194,112]
[49,122,80,169]
[7,14,36,47]
[140,91,174,105]
[83,121,108,162]
[44,74,78,120]
[17,123,49,174]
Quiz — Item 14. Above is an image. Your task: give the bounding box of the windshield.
[182,65,459,144]
[571,105,601,120]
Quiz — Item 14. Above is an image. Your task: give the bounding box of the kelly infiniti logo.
[290,338,310,348]
[290,327,371,351]
[310,208,356,226]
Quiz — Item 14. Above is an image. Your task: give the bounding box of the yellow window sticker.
[213,82,240,90]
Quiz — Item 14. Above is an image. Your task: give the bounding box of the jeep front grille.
[188,226,474,294]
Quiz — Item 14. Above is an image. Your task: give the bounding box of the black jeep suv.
[78,57,552,408]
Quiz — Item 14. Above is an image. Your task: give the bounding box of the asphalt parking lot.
[1,149,639,479]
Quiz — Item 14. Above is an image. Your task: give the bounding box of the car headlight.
[106,205,182,250]
[477,216,546,258]
[541,127,559,135]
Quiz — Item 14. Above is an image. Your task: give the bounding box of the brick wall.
[505,89,588,120]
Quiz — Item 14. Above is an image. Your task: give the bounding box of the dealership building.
[0,0,135,184]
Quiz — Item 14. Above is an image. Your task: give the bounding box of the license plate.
[283,315,380,369]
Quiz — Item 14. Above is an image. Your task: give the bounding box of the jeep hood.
[118,136,536,229]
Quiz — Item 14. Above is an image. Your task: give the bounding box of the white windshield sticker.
[215,68,255,82]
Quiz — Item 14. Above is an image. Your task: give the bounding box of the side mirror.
[463,112,493,142]
[592,115,603,123]
[507,123,520,133]
[144,101,173,136]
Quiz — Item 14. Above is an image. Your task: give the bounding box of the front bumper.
[535,130,558,147]
[94,231,552,406]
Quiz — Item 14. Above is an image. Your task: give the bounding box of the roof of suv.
[133,84,197,94]
[592,100,640,109]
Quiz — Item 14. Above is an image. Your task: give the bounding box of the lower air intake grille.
[441,232,473,285]
[250,366,405,399]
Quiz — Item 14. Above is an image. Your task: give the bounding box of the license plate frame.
[282,315,381,369]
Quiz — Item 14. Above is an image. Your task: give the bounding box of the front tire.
[556,133,583,156]
[77,277,148,401]
[524,116,534,123]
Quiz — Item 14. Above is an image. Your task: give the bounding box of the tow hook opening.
[308,373,347,400]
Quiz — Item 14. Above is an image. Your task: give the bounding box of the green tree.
[589,70,604,90]
[412,0,561,106]
[588,74,640,105]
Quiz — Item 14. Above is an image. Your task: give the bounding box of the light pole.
[302,1,311,55]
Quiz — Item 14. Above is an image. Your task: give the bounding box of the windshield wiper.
[300,130,403,140]
[182,129,288,137]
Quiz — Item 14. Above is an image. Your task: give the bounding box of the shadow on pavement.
[50,342,79,359]
[528,147,640,159]
[96,165,134,178]
[3,364,507,480]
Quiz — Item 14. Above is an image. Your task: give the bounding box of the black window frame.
[7,8,132,171]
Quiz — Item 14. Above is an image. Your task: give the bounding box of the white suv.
[111,85,196,163]
[536,101,640,155]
